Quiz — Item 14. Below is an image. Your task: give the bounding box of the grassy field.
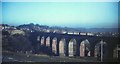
[2,51,99,62]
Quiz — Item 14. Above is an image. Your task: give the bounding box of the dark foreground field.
[2,51,98,62]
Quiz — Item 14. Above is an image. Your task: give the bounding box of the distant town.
[0,23,119,37]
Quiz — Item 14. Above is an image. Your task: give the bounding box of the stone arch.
[113,44,119,58]
[68,38,77,57]
[41,36,45,45]
[94,43,100,58]
[46,36,50,47]
[113,46,118,58]
[80,39,90,57]
[94,40,107,58]
[59,38,66,56]
[52,37,57,54]
[37,36,40,41]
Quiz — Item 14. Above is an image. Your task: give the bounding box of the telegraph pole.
[101,40,103,62]
[117,44,118,58]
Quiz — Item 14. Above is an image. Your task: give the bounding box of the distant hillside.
[2,23,119,33]
[81,28,119,33]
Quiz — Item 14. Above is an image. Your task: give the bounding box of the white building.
[10,30,25,35]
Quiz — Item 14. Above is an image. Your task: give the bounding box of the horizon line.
[1,23,119,29]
